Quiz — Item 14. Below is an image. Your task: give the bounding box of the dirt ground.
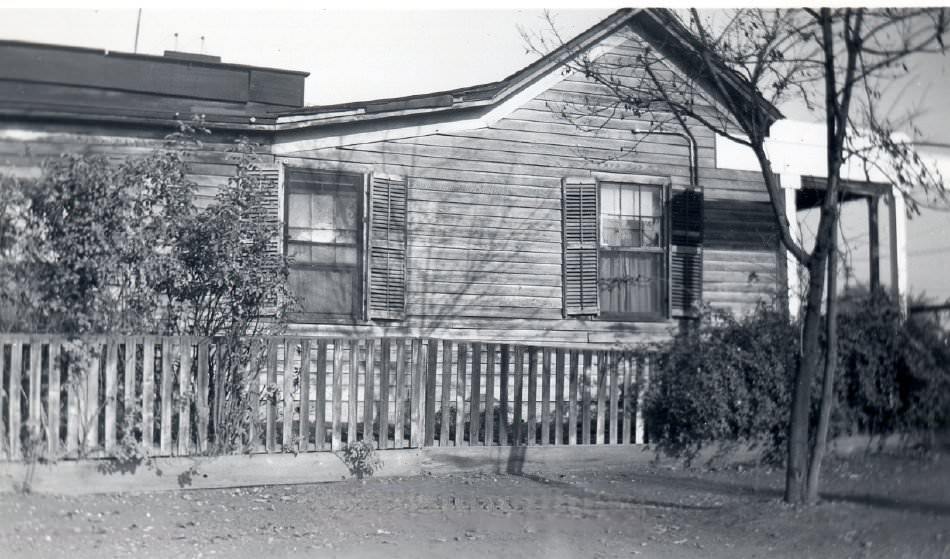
[1,452,948,559]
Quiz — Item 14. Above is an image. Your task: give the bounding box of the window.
[285,168,363,320]
[599,182,667,319]
[562,176,700,321]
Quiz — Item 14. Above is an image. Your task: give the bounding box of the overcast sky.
[0,7,947,300]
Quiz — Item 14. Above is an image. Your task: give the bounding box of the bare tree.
[527,8,948,504]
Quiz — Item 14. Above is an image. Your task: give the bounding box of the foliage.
[0,117,293,337]
[337,441,383,480]
[835,289,950,438]
[645,303,797,463]
[646,291,950,465]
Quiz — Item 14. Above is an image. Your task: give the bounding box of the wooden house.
[0,9,790,346]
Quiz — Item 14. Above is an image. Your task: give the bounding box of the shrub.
[645,291,950,465]
[337,441,383,480]
[645,303,797,463]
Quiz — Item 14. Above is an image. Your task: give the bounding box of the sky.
[0,6,947,301]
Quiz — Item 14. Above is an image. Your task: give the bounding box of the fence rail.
[0,334,652,461]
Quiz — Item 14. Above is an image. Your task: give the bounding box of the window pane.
[289,268,353,315]
[310,245,336,265]
[602,184,620,214]
[335,193,358,230]
[599,252,666,316]
[642,186,662,217]
[336,246,358,265]
[287,243,310,263]
[621,186,637,216]
[311,194,335,229]
[288,194,311,228]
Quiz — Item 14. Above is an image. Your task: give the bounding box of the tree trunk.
[785,253,827,504]
[807,201,840,504]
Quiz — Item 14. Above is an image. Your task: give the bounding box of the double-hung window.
[285,168,363,321]
[562,176,701,321]
[599,182,667,320]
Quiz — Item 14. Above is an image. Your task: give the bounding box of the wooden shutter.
[368,175,408,320]
[669,188,703,317]
[248,167,281,255]
[562,177,600,316]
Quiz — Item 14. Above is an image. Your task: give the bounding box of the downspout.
[632,126,701,319]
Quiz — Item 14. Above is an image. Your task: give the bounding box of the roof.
[276,8,782,130]
[0,39,309,129]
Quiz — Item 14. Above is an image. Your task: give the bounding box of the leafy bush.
[835,289,950,438]
[645,291,950,464]
[0,118,292,336]
[337,441,383,480]
[644,303,797,463]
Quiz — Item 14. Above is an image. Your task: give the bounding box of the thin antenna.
[133,9,142,53]
[200,35,205,54]
[174,32,179,51]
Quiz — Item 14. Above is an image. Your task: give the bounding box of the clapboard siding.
[0,30,785,346]
[280,35,783,341]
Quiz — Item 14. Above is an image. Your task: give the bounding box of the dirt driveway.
[1,453,948,558]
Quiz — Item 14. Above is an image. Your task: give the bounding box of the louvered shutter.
[669,188,703,317]
[562,177,600,316]
[248,167,281,255]
[368,175,408,320]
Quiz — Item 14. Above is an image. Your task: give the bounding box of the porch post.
[782,175,802,320]
[888,186,908,315]
[867,195,880,291]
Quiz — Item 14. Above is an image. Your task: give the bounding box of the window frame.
[596,178,672,322]
[282,165,367,324]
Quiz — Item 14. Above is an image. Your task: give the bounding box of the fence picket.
[424,339,438,447]
[347,340,358,445]
[264,340,278,452]
[48,341,61,456]
[298,340,311,452]
[141,338,155,452]
[409,338,438,448]
[554,348,565,446]
[541,348,551,446]
[609,351,620,445]
[8,341,22,459]
[513,346,524,446]
[379,339,391,449]
[469,343,482,445]
[568,350,578,446]
[439,340,452,446]
[178,337,193,455]
[596,351,607,446]
[123,339,136,438]
[394,340,407,449]
[483,344,496,446]
[246,339,261,453]
[635,355,649,445]
[455,343,468,446]
[527,347,537,445]
[581,350,593,445]
[282,339,295,450]
[29,340,42,448]
[331,340,344,450]
[315,340,328,450]
[499,345,509,446]
[104,340,118,453]
[196,340,209,453]
[363,339,376,445]
[622,352,633,444]
[85,341,101,455]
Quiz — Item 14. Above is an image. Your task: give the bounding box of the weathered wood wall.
[281,37,780,342]
[0,35,781,346]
